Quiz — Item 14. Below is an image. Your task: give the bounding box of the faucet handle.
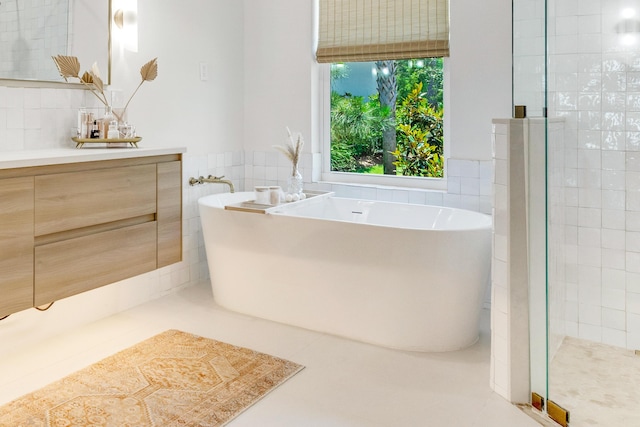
[208,175,225,180]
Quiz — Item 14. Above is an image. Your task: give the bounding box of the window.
[316,0,449,188]
[328,58,444,179]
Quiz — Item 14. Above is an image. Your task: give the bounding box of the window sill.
[320,171,447,191]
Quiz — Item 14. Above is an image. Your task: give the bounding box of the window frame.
[319,59,450,191]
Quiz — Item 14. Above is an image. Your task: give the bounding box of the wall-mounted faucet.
[188,175,235,193]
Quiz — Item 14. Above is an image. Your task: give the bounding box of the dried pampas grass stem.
[273,127,304,175]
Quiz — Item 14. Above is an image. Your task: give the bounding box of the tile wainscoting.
[244,150,493,215]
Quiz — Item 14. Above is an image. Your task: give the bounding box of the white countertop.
[0,147,186,170]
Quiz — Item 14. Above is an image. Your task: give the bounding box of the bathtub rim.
[198,191,492,232]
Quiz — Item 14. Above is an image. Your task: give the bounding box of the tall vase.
[287,165,303,196]
[113,108,135,138]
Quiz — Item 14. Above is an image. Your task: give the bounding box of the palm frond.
[51,55,158,122]
[140,58,158,82]
[52,55,80,78]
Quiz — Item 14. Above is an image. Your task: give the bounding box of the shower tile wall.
[541,0,640,351]
[0,0,68,81]
[513,0,546,117]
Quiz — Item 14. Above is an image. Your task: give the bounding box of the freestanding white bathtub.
[198,191,492,352]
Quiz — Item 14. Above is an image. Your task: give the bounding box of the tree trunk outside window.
[375,60,397,175]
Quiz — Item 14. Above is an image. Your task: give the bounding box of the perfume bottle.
[107,120,120,139]
[100,107,115,139]
[90,120,100,138]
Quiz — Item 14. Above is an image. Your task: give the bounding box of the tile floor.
[549,336,640,427]
[0,282,541,426]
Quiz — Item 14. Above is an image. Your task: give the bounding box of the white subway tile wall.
[490,121,510,399]
[0,86,91,150]
[245,151,492,215]
[546,0,640,351]
[182,151,245,284]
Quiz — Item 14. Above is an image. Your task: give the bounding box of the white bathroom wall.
[0,0,514,357]
[242,0,511,214]
[0,0,246,358]
[448,0,513,161]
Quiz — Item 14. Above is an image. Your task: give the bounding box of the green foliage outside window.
[392,82,444,177]
[329,92,392,172]
[396,58,443,110]
[330,59,444,177]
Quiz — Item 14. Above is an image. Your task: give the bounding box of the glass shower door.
[517,0,640,425]
[512,0,549,409]
[545,1,640,426]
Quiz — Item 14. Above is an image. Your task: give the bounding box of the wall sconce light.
[616,7,640,46]
[113,0,138,52]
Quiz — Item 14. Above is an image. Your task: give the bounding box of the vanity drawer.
[157,161,182,267]
[34,222,157,305]
[0,177,34,317]
[34,164,157,236]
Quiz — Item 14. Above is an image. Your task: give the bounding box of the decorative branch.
[273,127,304,176]
[52,55,109,107]
[118,58,158,122]
[52,55,158,123]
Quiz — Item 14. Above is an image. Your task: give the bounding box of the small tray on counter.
[72,137,142,148]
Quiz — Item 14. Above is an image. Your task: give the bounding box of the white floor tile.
[0,282,541,426]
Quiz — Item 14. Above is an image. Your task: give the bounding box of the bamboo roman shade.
[316,0,450,63]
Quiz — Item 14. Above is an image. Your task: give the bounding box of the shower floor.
[549,337,640,426]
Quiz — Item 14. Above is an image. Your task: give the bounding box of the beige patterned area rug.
[0,329,304,426]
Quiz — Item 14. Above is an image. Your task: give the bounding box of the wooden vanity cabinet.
[34,164,157,236]
[157,161,182,268]
[34,222,158,305]
[0,154,182,315]
[0,177,34,318]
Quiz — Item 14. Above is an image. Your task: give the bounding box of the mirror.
[0,0,111,84]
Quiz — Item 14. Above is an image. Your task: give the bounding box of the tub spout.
[201,175,235,193]
[188,175,235,192]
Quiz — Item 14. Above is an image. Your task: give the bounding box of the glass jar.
[254,186,270,205]
[287,166,303,196]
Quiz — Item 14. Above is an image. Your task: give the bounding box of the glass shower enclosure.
[515,0,640,425]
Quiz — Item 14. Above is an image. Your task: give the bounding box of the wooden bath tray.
[224,190,332,214]
[224,201,272,214]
